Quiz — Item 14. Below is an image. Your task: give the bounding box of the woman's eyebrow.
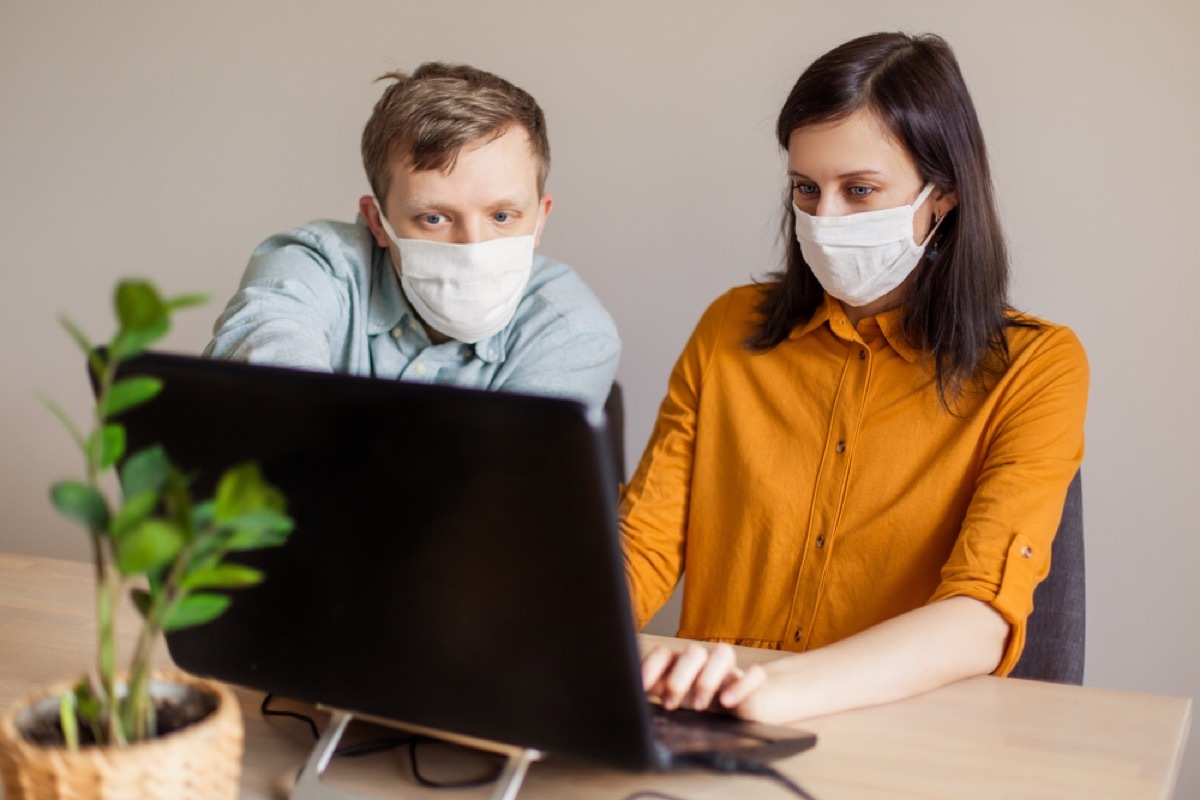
[787,169,884,179]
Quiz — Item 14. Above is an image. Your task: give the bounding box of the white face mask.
[792,183,943,307]
[373,199,538,344]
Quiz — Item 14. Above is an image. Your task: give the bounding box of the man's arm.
[206,222,370,372]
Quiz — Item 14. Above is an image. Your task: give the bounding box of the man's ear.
[359,195,392,248]
[535,193,554,249]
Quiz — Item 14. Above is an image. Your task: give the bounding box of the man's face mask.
[374,198,538,344]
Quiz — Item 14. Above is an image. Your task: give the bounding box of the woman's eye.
[791,182,818,196]
[848,186,874,198]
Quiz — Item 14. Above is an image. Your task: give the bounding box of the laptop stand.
[292,708,544,800]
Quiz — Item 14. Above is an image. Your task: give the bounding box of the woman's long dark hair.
[749,32,1030,406]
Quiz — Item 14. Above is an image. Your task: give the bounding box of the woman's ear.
[934,187,959,218]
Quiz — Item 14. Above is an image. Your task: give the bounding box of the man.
[205,63,619,407]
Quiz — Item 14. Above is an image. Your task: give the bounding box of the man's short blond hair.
[361,62,550,209]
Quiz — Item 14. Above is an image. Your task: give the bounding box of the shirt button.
[390,327,402,339]
[793,628,803,642]
[1021,545,1034,558]
[815,535,826,548]
[409,319,421,331]
[413,364,427,375]
[835,440,846,454]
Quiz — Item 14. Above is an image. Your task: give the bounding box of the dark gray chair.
[603,382,626,484]
[1009,470,1085,684]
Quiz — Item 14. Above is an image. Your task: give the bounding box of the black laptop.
[112,352,816,775]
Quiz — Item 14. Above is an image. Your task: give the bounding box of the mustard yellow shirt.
[620,286,1088,674]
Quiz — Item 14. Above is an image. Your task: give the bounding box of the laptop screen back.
[113,353,657,770]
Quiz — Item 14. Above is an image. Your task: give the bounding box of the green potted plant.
[0,279,294,800]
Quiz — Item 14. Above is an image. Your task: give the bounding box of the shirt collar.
[788,293,920,363]
[365,239,507,364]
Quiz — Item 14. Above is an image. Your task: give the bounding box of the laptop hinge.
[291,708,543,800]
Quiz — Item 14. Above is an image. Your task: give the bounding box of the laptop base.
[292,709,543,800]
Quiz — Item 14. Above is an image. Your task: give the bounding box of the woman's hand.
[641,642,768,716]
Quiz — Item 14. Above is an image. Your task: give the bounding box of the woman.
[621,32,1088,723]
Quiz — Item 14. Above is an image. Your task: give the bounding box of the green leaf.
[119,445,170,497]
[162,466,197,540]
[59,691,79,751]
[181,564,264,590]
[115,519,183,576]
[110,489,160,538]
[36,393,87,452]
[225,527,291,551]
[72,679,104,744]
[165,292,209,311]
[110,280,170,358]
[164,593,231,631]
[102,376,162,418]
[214,462,286,523]
[190,499,215,531]
[109,319,169,360]
[50,481,110,530]
[114,280,166,333]
[129,587,153,619]
[58,315,107,380]
[221,508,295,535]
[87,424,126,470]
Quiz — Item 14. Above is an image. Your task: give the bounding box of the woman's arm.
[644,595,1008,724]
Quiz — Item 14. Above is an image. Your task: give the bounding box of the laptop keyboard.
[650,705,764,755]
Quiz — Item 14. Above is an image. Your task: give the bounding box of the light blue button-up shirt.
[204,218,620,408]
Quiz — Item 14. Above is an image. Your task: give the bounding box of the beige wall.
[2,0,1197,793]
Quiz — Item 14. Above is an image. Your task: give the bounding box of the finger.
[688,643,737,711]
[660,644,710,710]
[641,647,678,696]
[719,663,768,709]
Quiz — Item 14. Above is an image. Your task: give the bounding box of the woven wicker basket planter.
[0,670,243,800]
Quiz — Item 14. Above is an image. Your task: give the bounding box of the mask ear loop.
[925,209,949,263]
[373,196,402,243]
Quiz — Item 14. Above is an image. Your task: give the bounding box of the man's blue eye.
[422,214,444,225]
[493,211,512,223]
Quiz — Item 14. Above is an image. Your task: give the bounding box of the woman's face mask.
[374,198,537,344]
[792,183,943,307]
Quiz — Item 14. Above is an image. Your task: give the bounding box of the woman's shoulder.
[1003,310,1088,370]
[694,283,776,337]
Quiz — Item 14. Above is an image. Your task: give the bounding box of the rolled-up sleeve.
[929,325,1090,675]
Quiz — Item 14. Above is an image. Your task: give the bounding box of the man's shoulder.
[250,217,377,280]
[520,255,617,336]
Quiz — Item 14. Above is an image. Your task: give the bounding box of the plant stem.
[125,533,193,740]
[90,355,125,746]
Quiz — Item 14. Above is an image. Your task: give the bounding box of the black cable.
[680,754,818,800]
[753,763,818,800]
[260,692,319,739]
[334,735,411,758]
[260,693,504,789]
[408,736,505,789]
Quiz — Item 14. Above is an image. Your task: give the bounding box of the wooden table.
[0,552,1191,799]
